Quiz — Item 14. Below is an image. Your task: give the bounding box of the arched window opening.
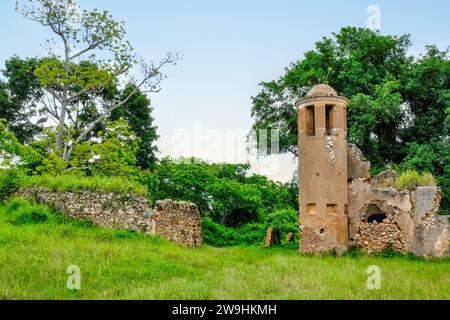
[365,204,387,223]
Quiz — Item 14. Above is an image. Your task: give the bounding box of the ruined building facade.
[296,84,449,257]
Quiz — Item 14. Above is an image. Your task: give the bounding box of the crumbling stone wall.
[348,179,449,257]
[151,200,203,246]
[295,84,448,258]
[347,143,371,181]
[17,188,203,247]
[410,187,449,257]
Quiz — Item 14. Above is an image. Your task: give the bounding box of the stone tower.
[295,84,349,255]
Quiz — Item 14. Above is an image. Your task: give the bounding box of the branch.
[72,83,142,148]
[64,52,181,160]
[69,42,100,61]
[67,85,104,104]
[66,107,77,126]
[18,111,36,127]
[39,96,59,121]
[67,65,131,104]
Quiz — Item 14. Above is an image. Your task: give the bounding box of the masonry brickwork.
[296,84,449,257]
[17,188,203,247]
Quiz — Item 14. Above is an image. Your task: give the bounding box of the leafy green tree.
[110,84,159,169]
[1,57,121,144]
[33,119,140,176]
[0,119,39,169]
[16,0,179,161]
[69,119,140,176]
[400,46,450,145]
[208,178,263,227]
[245,174,297,212]
[0,119,26,167]
[349,80,403,167]
[251,27,412,161]
[401,143,436,174]
[154,158,297,227]
[0,84,9,123]
[155,159,217,213]
[251,27,450,210]
[90,119,141,176]
[0,57,44,143]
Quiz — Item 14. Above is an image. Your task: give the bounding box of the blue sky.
[0,0,449,181]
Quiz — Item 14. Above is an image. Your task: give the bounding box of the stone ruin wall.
[347,148,449,258]
[348,179,449,257]
[16,188,203,247]
[295,84,449,258]
[151,200,203,246]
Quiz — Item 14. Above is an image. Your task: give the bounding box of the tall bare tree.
[16,0,180,161]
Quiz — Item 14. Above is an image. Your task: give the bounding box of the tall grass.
[395,170,437,191]
[0,170,22,201]
[2,198,62,226]
[20,174,147,196]
[0,199,448,300]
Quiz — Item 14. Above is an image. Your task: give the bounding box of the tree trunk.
[56,89,68,151]
[56,39,70,152]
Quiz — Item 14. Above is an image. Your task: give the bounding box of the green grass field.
[0,199,449,300]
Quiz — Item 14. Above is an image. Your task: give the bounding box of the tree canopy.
[251,27,450,212]
[251,27,449,164]
[0,57,44,143]
[110,84,159,169]
[14,0,179,162]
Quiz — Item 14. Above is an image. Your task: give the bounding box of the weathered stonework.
[410,187,448,257]
[371,169,397,188]
[286,232,295,242]
[347,143,371,181]
[348,180,448,257]
[17,188,203,247]
[263,227,281,247]
[296,84,449,257]
[296,84,349,255]
[151,200,203,246]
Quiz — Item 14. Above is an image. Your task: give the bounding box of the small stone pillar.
[263,227,281,247]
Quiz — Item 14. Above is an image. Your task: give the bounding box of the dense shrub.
[201,215,298,248]
[13,208,49,225]
[235,223,267,246]
[4,198,53,225]
[156,158,296,227]
[0,170,22,201]
[201,217,238,247]
[201,217,267,247]
[138,170,160,205]
[398,141,450,214]
[437,172,450,215]
[265,209,299,238]
[400,143,437,174]
[395,170,437,191]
